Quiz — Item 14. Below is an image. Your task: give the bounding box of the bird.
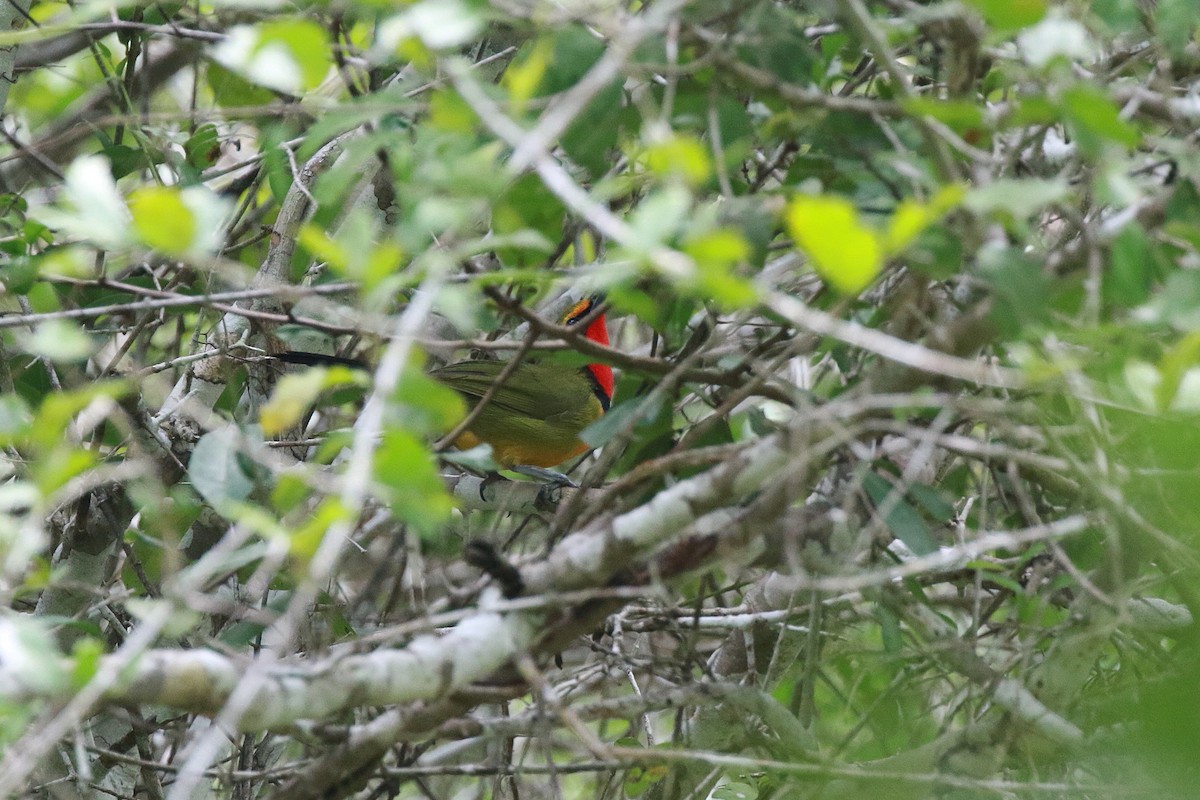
[278,295,614,482]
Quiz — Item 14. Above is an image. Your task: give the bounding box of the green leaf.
[0,617,69,695]
[30,156,130,250]
[908,483,956,522]
[503,39,553,115]
[374,430,454,538]
[396,365,468,436]
[212,21,331,95]
[260,366,363,435]
[1,255,39,293]
[189,426,257,508]
[785,194,882,295]
[69,638,105,688]
[290,498,352,561]
[964,178,1070,219]
[206,61,275,108]
[965,0,1047,31]
[580,394,664,449]
[1155,333,1200,412]
[184,124,221,170]
[1061,86,1140,156]
[863,472,937,555]
[643,133,712,187]
[713,783,758,800]
[127,186,196,256]
[19,319,95,363]
[883,185,965,254]
[1155,0,1197,58]
[103,143,152,180]
[683,229,758,309]
[1105,226,1153,308]
[0,395,32,444]
[875,604,903,653]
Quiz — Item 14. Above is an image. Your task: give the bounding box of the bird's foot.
[509,465,579,488]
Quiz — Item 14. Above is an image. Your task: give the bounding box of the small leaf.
[580,395,663,449]
[184,124,221,170]
[375,430,455,538]
[503,39,553,115]
[713,782,758,800]
[69,638,105,688]
[883,185,965,254]
[128,186,196,256]
[0,616,69,695]
[964,178,1070,218]
[260,366,361,436]
[1061,85,1140,156]
[189,426,257,508]
[290,498,351,562]
[863,472,937,555]
[785,194,881,295]
[643,133,712,187]
[1155,333,1200,413]
[965,0,1047,31]
[1016,13,1096,68]
[20,319,95,362]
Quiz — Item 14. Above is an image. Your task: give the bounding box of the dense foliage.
[1,0,1200,797]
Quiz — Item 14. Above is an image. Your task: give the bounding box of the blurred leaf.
[290,498,351,562]
[875,604,903,653]
[1061,85,1140,156]
[189,426,257,508]
[883,184,965,253]
[683,229,758,308]
[964,178,1070,218]
[127,185,229,258]
[1155,0,1196,58]
[19,319,94,363]
[260,366,362,436]
[397,365,468,436]
[1017,13,1096,68]
[908,483,956,522]
[69,638,105,688]
[375,430,454,537]
[503,39,552,115]
[0,396,32,444]
[1155,333,1200,412]
[581,394,665,449]
[1092,0,1142,32]
[902,98,985,134]
[103,143,152,180]
[212,21,331,94]
[786,194,881,295]
[863,472,937,555]
[206,61,275,107]
[561,80,624,176]
[1105,226,1154,308]
[713,782,758,800]
[965,0,1047,31]
[0,616,69,695]
[184,124,221,170]
[644,133,712,187]
[127,186,195,256]
[30,156,130,250]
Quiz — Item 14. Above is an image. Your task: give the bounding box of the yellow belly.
[452,430,590,469]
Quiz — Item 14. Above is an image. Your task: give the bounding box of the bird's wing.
[430,360,580,420]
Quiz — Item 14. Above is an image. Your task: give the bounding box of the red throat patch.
[584,314,615,403]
